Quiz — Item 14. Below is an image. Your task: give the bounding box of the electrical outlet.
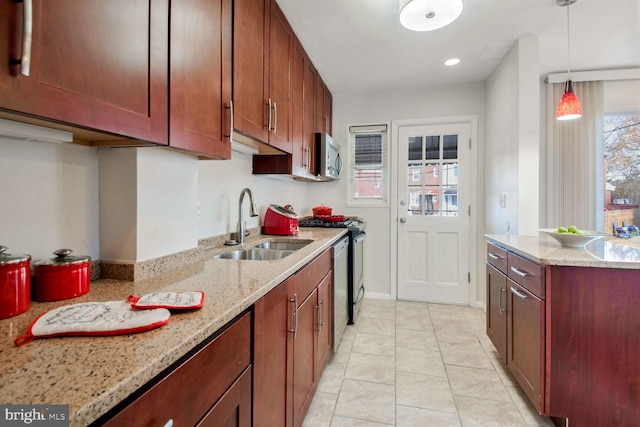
[500,194,507,208]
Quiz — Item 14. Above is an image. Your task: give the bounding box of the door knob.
[399,218,406,223]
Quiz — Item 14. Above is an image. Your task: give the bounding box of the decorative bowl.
[540,229,607,248]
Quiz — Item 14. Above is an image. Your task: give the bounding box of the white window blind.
[349,124,388,205]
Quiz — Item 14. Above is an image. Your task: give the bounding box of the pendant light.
[556,0,582,120]
[399,0,463,32]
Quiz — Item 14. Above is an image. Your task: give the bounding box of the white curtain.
[545,81,604,230]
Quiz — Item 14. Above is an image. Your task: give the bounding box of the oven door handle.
[354,232,366,243]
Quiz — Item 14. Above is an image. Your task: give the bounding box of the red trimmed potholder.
[14,301,171,346]
[128,291,205,310]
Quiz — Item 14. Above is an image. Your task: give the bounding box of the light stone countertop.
[486,233,640,269]
[0,228,347,427]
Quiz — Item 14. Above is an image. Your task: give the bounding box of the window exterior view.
[604,113,640,235]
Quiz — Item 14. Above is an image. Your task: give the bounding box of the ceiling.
[275,0,640,95]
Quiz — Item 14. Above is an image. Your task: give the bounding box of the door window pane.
[425,135,440,160]
[408,136,423,161]
[443,135,458,159]
[406,133,460,217]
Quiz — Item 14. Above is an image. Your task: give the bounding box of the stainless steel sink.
[251,240,312,251]
[214,248,295,260]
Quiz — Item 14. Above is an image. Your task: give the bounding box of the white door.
[396,123,471,304]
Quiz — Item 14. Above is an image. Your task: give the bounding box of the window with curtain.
[348,124,388,205]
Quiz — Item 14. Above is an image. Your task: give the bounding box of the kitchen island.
[0,228,346,426]
[486,233,640,427]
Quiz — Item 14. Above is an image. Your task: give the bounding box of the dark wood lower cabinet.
[98,311,251,427]
[198,366,252,427]
[487,240,640,427]
[254,248,333,427]
[507,278,544,411]
[486,263,507,363]
[253,277,293,427]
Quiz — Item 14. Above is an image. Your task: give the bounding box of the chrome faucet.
[235,188,258,244]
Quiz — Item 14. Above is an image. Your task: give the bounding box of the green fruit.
[557,227,568,233]
[567,225,578,233]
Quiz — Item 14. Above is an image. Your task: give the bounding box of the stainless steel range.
[299,217,366,329]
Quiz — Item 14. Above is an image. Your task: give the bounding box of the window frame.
[347,123,390,207]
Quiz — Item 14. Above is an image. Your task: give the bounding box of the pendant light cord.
[566,3,572,78]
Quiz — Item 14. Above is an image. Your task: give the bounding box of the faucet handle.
[243,221,250,237]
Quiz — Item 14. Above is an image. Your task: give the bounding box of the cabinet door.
[291,38,306,177]
[293,288,317,427]
[267,0,293,153]
[315,272,333,381]
[102,312,251,427]
[303,55,317,176]
[486,263,507,363]
[507,278,544,412]
[253,279,293,427]
[170,0,232,159]
[323,84,333,135]
[0,0,169,144]
[198,366,252,427]
[233,0,269,143]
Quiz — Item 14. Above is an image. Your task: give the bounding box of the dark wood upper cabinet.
[233,0,294,154]
[0,0,169,144]
[169,0,232,159]
[233,0,270,146]
[315,75,332,135]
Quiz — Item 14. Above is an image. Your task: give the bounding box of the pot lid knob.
[53,248,74,258]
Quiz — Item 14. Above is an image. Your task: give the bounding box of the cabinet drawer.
[102,311,251,427]
[292,247,332,300]
[507,253,545,299]
[487,243,508,274]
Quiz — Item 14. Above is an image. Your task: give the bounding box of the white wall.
[198,150,310,239]
[331,82,486,300]
[0,136,99,261]
[485,36,541,236]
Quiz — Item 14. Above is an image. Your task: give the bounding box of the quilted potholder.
[14,301,171,346]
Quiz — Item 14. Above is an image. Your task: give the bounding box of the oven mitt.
[127,291,205,310]
[14,301,171,347]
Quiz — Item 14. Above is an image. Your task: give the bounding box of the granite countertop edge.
[0,228,347,427]
[485,233,640,269]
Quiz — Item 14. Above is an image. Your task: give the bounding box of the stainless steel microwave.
[315,132,341,181]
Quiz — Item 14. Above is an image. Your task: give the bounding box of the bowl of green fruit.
[540,227,607,248]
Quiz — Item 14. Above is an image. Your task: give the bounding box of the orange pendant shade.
[556,80,582,120]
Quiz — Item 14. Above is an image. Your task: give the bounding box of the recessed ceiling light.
[444,58,460,66]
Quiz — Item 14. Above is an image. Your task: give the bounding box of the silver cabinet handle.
[267,98,272,131]
[510,266,528,278]
[499,287,507,313]
[488,253,500,260]
[289,294,298,338]
[225,100,234,142]
[319,298,324,329]
[510,287,528,300]
[14,0,33,76]
[399,218,406,223]
[272,101,277,134]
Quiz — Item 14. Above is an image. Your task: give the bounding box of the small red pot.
[312,205,332,217]
[33,249,91,302]
[0,245,31,319]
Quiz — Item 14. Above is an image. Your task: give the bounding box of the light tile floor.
[302,299,554,427]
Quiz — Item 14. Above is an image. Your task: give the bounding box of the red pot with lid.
[33,248,91,302]
[0,245,31,319]
[312,205,332,217]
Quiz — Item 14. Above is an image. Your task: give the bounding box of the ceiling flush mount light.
[399,0,463,32]
[556,0,582,120]
[444,58,460,66]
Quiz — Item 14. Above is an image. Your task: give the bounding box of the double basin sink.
[214,240,312,261]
